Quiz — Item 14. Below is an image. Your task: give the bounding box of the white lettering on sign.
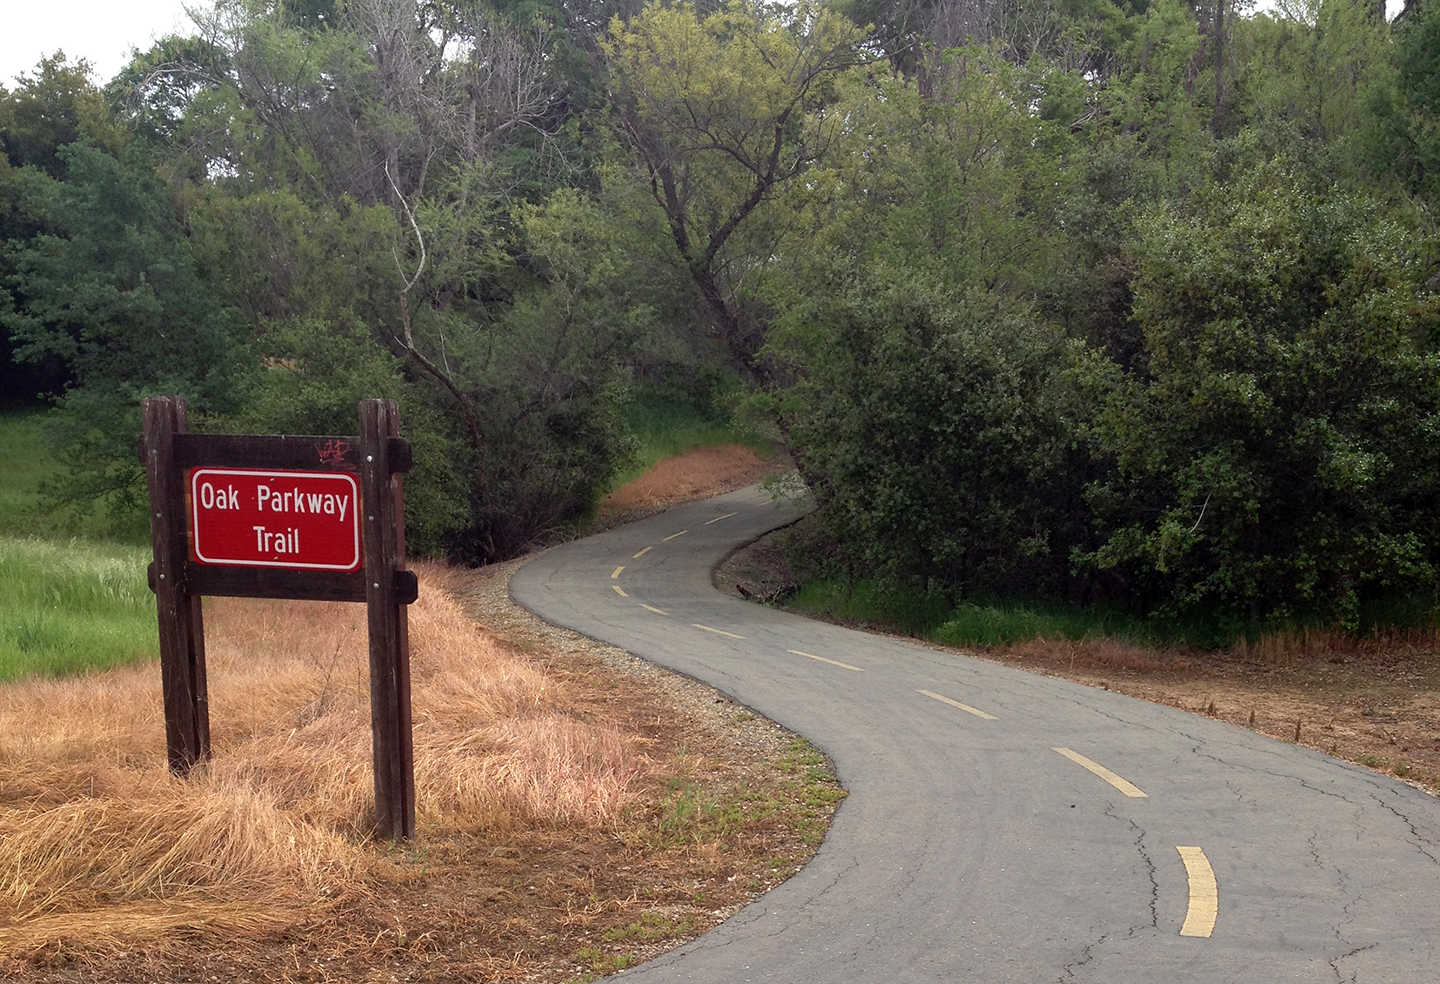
[189,467,361,571]
[198,482,240,510]
[255,485,350,521]
[253,526,300,553]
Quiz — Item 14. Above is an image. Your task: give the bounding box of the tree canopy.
[4,0,1438,635]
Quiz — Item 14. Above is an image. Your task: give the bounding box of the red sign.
[189,468,362,571]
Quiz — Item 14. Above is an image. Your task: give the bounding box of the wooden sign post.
[140,397,418,841]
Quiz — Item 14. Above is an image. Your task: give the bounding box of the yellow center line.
[1053,747,1148,798]
[632,546,652,559]
[917,689,998,720]
[704,512,738,525]
[611,566,624,579]
[1177,846,1218,938]
[662,530,689,542]
[787,649,865,672]
[693,623,745,639]
[639,603,668,615]
[613,585,629,598]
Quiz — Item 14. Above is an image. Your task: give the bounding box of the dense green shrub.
[1082,155,1440,625]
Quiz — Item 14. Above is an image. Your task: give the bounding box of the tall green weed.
[0,537,157,680]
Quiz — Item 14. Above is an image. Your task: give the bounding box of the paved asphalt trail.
[510,486,1440,983]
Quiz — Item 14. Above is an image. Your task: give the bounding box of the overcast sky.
[0,0,1410,90]
[1,0,196,87]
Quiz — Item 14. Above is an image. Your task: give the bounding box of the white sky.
[0,0,197,87]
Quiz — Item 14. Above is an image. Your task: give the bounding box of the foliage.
[603,0,871,375]
[2,140,248,529]
[778,283,1107,599]
[1365,0,1440,207]
[765,53,1105,601]
[1083,153,1440,625]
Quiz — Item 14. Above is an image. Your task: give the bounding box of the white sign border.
[189,467,363,571]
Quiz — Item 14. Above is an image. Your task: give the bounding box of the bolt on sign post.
[140,397,419,841]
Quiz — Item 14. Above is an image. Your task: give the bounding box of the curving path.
[510,485,1440,983]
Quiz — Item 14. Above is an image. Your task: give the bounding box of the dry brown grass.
[0,561,651,960]
[1003,636,1194,674]
[1222,625,1440,666]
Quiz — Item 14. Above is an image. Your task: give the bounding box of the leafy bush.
[1083,153,1440,625]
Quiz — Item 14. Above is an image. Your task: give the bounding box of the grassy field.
[0,408,136,542]
[612,394,771,490]
[0,410,160,681]
[0,537,158,681]
[0,409,60,539]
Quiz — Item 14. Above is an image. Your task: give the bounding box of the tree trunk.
[1212,0,1226,137]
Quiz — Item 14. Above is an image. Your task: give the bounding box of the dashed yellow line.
[1053,747,1148,798]
[639,603,668,615]
[613,585,629,598]
[611,566,624,578]
[917,689,997,720]
[632,546,652,559]
[693,623,745,640]
[704,512,738,525]
[787,649,865,672]
[1177,846,1218,938]
[662,529,689,542]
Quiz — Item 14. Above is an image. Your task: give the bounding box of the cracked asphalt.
[511,486,1440,983]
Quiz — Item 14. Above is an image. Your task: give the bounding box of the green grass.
[784,573,1440,651]
[934,600,1151,648]
[601,910,699,944]
[0,410,157,680]
[0,536,158,681]
[787,579,955,637]
[0,409,63,539]
[786,577,1170,648]
[0,408,130,541]
[611,394,772,490]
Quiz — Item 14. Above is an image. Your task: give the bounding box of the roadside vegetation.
[612,392,772,491]
[0,405,843,981]
[0,561,846,982]
[0,537,155,681]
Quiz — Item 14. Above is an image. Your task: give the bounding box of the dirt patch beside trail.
[988,638,1440,794]
[718,537,1440,796]
[598,445,786,528]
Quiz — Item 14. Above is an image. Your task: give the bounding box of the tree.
[2,141,246,525]
[1230,0,1392,147]
[762,53,1106,600]
[1,55,129,405]
[1083,152,1440,626]
[109,0,641,558]
[1364,0,1440,208]
[603,0,869,378]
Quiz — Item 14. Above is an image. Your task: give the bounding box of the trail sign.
[190,468,362,571]
[142,398,417,841]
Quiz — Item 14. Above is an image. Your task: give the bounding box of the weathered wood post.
[141,395,211,774]
[360,398,415,841]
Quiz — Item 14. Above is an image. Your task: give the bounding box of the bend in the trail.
[511,485,1440,984]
